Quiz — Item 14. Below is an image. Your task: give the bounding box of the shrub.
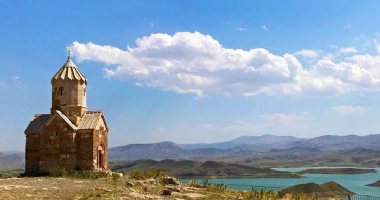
[0,171,21,179]
[243,190,282,200]
[186,178,227,191]
[48,167,108,179]
[202,178,210,187]
[49,167,67,177]
[187,179,202,188]
[127,168,167,180]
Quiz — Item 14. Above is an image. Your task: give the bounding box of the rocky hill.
[281,181,354,198]
[367,180,380,187]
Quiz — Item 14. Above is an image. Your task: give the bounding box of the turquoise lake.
[183,167,380,196]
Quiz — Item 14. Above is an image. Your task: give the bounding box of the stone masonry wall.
[39,117,77,173]
[78,129,94,170]
[25,133,40,173]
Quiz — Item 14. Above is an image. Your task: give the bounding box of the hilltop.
[0,173,335,200]
[367,180,380,187]
[281,181,354,198]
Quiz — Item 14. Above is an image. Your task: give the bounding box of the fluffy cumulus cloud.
[71,32,380,97]
[339,47,357,54]
[294,49,319,58]
[331,105,368,115]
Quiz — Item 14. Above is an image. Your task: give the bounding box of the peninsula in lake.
[299,168,377,174]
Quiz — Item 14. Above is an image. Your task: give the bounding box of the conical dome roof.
[52,57,87,83]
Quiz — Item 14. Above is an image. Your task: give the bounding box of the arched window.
[59,87,64,96]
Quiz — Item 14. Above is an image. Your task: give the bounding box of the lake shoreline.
[179,173,303,179]
[298,168,377,174]
[182,167,380,196]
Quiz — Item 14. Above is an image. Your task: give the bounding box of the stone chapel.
[24,55,109,174]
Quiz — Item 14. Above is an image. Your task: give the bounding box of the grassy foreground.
[0,169,320,200]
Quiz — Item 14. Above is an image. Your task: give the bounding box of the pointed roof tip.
[64,56,77,67]
[51,55,87,83]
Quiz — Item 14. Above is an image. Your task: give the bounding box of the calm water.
[183,167,380,196]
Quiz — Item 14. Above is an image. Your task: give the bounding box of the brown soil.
[0,176,320,200]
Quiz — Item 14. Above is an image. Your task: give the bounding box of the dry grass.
[126,168,167,180]
[0,173,321,200]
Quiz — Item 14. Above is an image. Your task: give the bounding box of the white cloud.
[235,27,248,31]
[339,47,357,54]
[71,32,299,97]
[71,32,380,97]
[262,25,268,31]
[331,105,368,115]
[294,49,319,58]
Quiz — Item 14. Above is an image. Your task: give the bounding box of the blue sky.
[2,1,380,151]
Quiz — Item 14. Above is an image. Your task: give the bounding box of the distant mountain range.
[181,134,301,150]
[109,134,306,161]
[180,134,380,150]
[291,134,380,149]
[0,151,24,171]
[109,134,380,167]
[2,134,380,171]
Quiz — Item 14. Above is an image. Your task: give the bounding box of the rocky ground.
[0,175,321,200]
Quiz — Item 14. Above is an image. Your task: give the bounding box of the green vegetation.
[187,178,227,192]
[185,178,318,200]
[48,167,109,179]
[185,177,354,199]
[126,168,168,180]
[0,171,21,179]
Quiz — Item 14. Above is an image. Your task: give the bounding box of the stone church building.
[24,55,109,174]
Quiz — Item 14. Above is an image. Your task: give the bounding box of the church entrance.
[97,145,104,169]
